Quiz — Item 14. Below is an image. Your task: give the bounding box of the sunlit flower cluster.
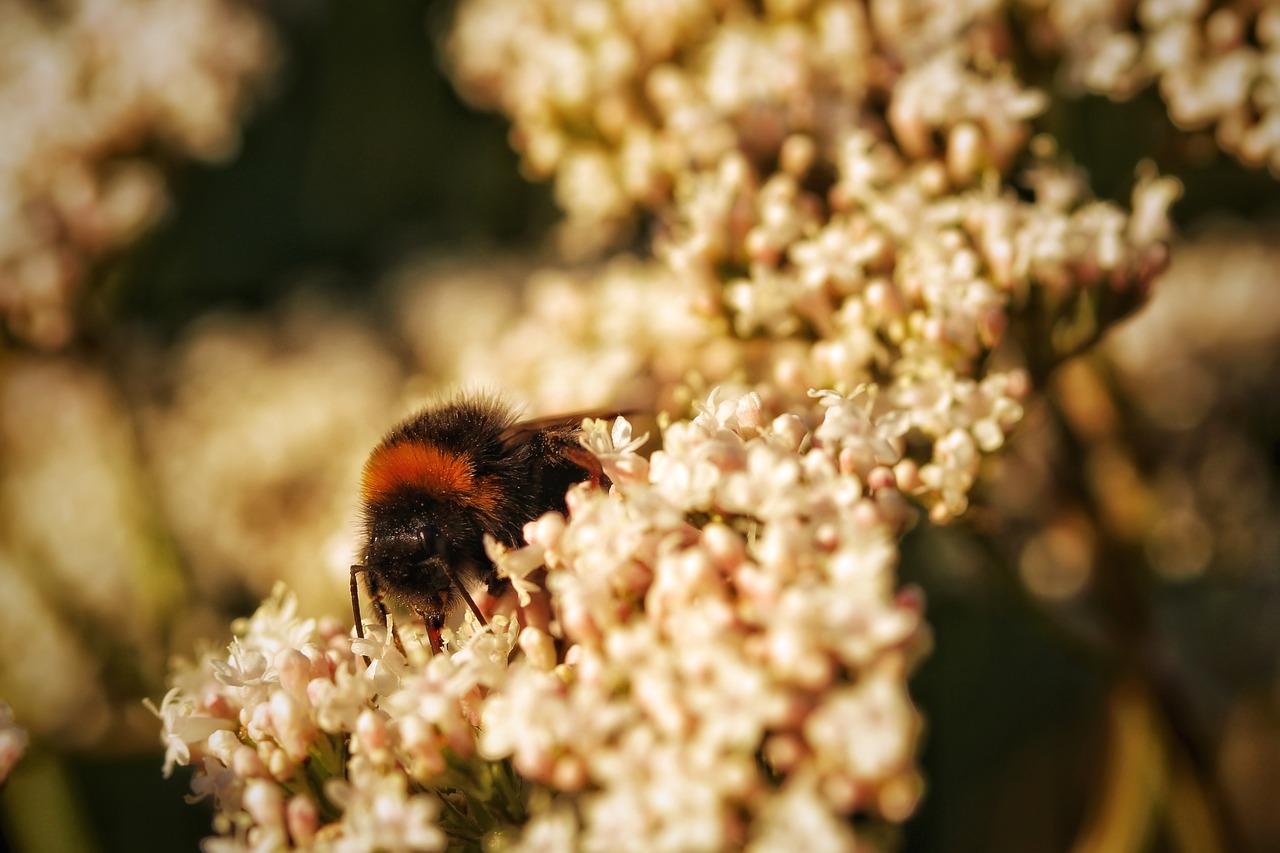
[658,135,1175,516]
[155,1,1193,849]
[0,0,275,349]
[484,396,929,851]
[158,393,937,851]
[448,0,1180,521]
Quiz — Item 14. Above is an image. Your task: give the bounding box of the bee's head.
[362,522,460,622]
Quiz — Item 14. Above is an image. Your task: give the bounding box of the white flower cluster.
[157,389,938,851]
[483,394,926,852]
[151,583,525,852]
[395,256,729,416]
[447,0,1186,250]
[0,0,275,349]
[658,135,1175,518]
[447,0,1180,521]
[1042,0,1280,174]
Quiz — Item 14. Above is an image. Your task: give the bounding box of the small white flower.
[485,533,546,607]
[144,687,235,778]
[326,762,447,853]
[580,415,649,458]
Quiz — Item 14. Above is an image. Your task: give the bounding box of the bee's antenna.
[414,530,488,631]
[443,562,488,628]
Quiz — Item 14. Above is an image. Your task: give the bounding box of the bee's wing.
[497,416,580,447]
[499,410,631,495]
[496,409,633,447]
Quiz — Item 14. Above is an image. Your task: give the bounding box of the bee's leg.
[350,565,367,640]
[355,568,399,653]
[351,565,378,665]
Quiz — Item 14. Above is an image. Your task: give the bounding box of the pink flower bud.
[866,466,896,492]
[514,742,555,783]
[275,649,311,701]
[769,414,808,453]
[267,745,294,782]
[232,744,268,780]
[893,459,922,492]
[552,755,587,792]
[206,730,241,765]
[702,522,745,574]
[400,716,446,780]
[243,779,284,829]
[269,691,316,763]
[356,708,392,761]
[286,794,319,847]
[519,626,558,671]
[246,701,272,743]
[736,393,765,433]
[526,512,567,549]
[763,733,805,773]
[300,643,334,681]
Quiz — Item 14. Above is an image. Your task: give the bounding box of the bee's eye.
[415,527,447,560]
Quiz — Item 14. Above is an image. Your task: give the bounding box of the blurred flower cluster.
[0,352,185,749]
[1108,229,1280,585]
[0,0,275,349]
[393,256,725,415]
[131,298,404,623]
[0,295,402,758]
[0,701,26,787]
[994,223,1280,600]
[1036,0,1280,174]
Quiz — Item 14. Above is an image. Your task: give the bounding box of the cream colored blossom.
[0,0,276,349]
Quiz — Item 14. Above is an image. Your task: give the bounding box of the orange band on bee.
[361,440,501,515]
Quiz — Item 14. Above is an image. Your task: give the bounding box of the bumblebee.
[351,395,606,651]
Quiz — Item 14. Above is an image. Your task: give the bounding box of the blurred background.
[0,1,1278,851]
